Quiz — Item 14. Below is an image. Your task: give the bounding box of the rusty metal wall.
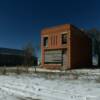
[41,24,92,69]
[41,24,70,69]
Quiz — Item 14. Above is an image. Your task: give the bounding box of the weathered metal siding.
[44,50,62,64]
[41,24,70,69]
[41,24,92,69]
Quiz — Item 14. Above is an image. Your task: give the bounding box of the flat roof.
[0,48,24,55]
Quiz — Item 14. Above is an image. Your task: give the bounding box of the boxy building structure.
[0,48,37,66]
[41,24,92,70]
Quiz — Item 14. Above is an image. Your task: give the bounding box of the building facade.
[41,24,92,70]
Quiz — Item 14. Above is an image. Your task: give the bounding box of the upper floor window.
[43,37,48,47]
[62,34,67,44]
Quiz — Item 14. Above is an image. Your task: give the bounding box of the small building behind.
[41,24,92,70]
[0,48,37,66]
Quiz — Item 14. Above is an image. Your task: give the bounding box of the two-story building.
[41,24,92,70]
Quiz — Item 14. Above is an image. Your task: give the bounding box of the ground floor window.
[44,49,67,65]
[44,50,62,64]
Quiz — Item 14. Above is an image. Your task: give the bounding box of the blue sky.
[0,0,100,50]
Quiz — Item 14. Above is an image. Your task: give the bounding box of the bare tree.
[23,42,35,73]
[87,28,100,66]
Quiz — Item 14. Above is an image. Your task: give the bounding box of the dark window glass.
[62,34,67,44]
[43,37,48,47]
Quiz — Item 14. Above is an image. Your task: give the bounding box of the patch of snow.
[0,74,100,100]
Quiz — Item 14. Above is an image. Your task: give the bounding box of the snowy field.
[0,72,100,100]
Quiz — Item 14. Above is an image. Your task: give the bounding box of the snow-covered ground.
[0,73,100,100]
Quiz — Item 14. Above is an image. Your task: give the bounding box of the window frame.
[43,36,48,47]
[61,32,67,44]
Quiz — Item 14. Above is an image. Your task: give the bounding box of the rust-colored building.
[41,24,92,70]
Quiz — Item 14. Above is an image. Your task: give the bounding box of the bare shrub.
[16,65,21,74]
[25,65,29,73]
[2,65,7,75]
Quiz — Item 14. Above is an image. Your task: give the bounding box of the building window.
[44,50,62,64]
[43,37,48,47]
[62,34,67,44]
